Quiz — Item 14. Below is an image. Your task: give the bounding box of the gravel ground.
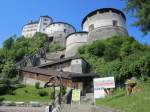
[0,106,46,112]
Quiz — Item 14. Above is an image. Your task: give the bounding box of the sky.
[0,0,149,47]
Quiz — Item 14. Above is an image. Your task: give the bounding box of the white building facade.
[45,22,76,46]
[21,16,53,38]
[21,8,128,58]
[65,32,88,57]
[82,8,128,41]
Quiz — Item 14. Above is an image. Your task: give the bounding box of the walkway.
[0,104,120,112]
[62,103,120,112]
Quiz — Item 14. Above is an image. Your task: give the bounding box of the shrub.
[38,90,48,97]
[48,42,64,53]
[15,84,26,88]
[35,82,40,89]
[0,97,5,102]
[9,90,16,95]
[24,90,28,93]
[61,86,66,96]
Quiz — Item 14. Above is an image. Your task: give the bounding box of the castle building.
[65,32,88,57]
[45,22,76,46]
[82,8,128,41]
[65,8,128,58]
[19,8,129,94]
[21,16,53,38]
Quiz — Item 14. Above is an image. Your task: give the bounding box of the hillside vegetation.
[0,33,65,99]
[0,85,51,103]
[0,33,48,78]
[96,82,150,112]
[0,33,50,97]
[78,36,150,84]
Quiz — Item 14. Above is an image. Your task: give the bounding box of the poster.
[72,89,80,102]
[93,77,115,99]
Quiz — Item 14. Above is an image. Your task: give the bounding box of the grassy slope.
[96,82,150,112]
[1,85,51,103]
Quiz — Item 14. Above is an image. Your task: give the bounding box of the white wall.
[22,16,53,38]
[83,12,126,32]
[65,33,88,57]
[22,23,38,38]
[37,16,53,32]
[45,23,75,37]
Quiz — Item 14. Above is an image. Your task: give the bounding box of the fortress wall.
[83,12,126,32]
[65,32,88,57]
[88,26,128,41]
[82,8,128,42]
[45,23,76,47]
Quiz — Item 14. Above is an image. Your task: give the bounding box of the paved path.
[0,106,45,112]
[62,103,120,112]
[0,104,120,112]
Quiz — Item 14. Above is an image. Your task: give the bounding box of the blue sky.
[0,0,149,47]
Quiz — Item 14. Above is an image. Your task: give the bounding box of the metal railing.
[14,37,53,69]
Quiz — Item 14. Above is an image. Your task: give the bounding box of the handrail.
[14,37,52,69]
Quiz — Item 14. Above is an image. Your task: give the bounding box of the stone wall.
[45,23,76,47]
[70,59,88,73]
[88,26,128,41]
[21,71,73,88]
[83,11,126,32]
[65,32,88,57]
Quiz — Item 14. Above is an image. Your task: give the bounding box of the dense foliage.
[78,36,150,84]
[96,82,150,112]
[123,0,150,34]
[48,41,64,53]
[0,32,48,78]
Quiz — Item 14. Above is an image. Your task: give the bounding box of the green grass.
[1,85,51,103]
[96,82,150,112]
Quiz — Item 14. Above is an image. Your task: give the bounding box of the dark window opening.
[43,23,47,25]
[113,20,118,26]
[44,19,48,21]
[64,29,66,33]
[89,24,94,31]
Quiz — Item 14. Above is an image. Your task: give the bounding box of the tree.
[3,37,14,50]
[123,0,150,34]
[2,60,14,78]
[78,36,150,84]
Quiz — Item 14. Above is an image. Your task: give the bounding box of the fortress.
[22,8,128,58]
[19,8,128,95]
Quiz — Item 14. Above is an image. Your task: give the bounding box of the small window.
[44,18,48,21]
[89,24,94,31]
[113,20,118,26]
[64,29,66,33]
[59,34,62,37]
[43,23,47,25]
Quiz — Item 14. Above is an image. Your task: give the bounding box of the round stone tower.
[82,8,128,41]
[45,22,76,47]
[65,32,88,57]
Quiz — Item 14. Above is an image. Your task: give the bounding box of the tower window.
[43,23,47,25]
[113,20,118,26]
[44,18,48,21]
[64,29,66,33]
[89,24,94,31]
